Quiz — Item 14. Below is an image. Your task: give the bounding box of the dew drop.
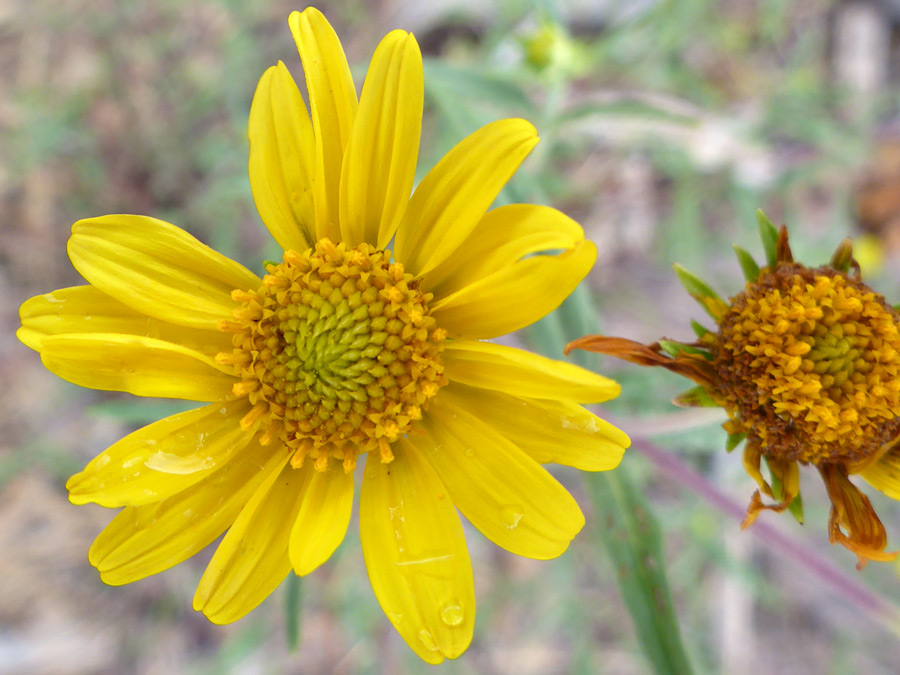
[501,505,524,530]
[440,604,464,627]
[418,629,438,651]
[463,448,475,458]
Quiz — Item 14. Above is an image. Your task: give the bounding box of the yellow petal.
[860,448,900,500]
[40,333,236,401]
[67,399,255,507]
[444,340,620,403]
[67,215,260,330]
[440,383,628,471]
[360,442,475,664]
[423,204,586,296]
[90,437,290,586]
[415,395,585,559]
[17,285,232,357]
[289,8,358,242]
[248,62,316,251]
[288,467,354,576]
[393,119,539,276]
[431,239,596,340]
[339,30,422,248]
[193,457,310,624]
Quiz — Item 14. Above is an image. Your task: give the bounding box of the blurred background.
[5,0,900,672]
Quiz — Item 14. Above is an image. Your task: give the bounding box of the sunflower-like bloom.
[17,8,628,663]
[569,212,900,569]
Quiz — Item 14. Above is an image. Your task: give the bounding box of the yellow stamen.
[715,265,900,464]
[218,239,446,468]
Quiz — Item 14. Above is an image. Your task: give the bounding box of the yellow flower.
[18,8,628,664]
[568,212,900,569]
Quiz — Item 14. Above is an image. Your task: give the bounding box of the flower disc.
[714,264,900,464]
[219,238,447,472]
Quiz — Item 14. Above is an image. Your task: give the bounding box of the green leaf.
[768,463,804,525]
[787,493,805,524]
[285,574,302,652]
[672,385,718,407]
[756,209,778,268]
[672,264,726,320]
[586,469,695,675]
[830,239,854,273]
[725,432,746,453]
[658,340,713,361]
[690,320,711,339]
[526,284,694,675]
[672,264,721,303]
[732,244,760,281]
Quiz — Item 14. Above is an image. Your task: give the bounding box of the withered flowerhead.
[568,211,900,568]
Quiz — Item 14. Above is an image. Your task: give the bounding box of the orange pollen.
[218,239,447,472]
[714,264,900,464]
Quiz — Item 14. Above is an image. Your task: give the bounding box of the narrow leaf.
[690,319,711,339]
[285,573,302,651]
[586,469,695,675]
[672,264,721,304]
[725,432,746,453]
[732,245,760,282]
[830,239,854,273]
[756,209,778,268]
[658,340,713,361]
[673,385,718,408]
[672,264,726,320]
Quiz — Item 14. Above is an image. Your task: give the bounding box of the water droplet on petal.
[501,505,525,530]
[440,604,464,626]
[464,448,475,458]
[418,629,438,651]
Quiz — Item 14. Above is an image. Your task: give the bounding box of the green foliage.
[733,244,761,282]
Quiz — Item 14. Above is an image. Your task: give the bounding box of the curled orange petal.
[820,463,898,569]
[565,335,715,386]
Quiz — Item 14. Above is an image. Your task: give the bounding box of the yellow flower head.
[568,211,900,569]
[17,8,628,664]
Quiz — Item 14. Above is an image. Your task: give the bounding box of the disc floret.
[218,238,447,472]
[567,211,900,567]
[715,264,900,465]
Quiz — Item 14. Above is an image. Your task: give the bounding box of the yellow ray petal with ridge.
[289,8,358,242]
[361,442,475,664]
[440,382,628,471]
[422,203,585,296]
[67,398,255,508]
[860,447,900,500]
[193,457,311,624]
[444,340,620,403]
[339,30,422,249]
[248,62,316,251]
[40,333,237,401]
[415,395,585,559]
[17,285,232,357]
[431,239,596,340]
[289,467,354,576]
[67,215,259,330]
[90,437,290,585]
[393,119,538,276]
